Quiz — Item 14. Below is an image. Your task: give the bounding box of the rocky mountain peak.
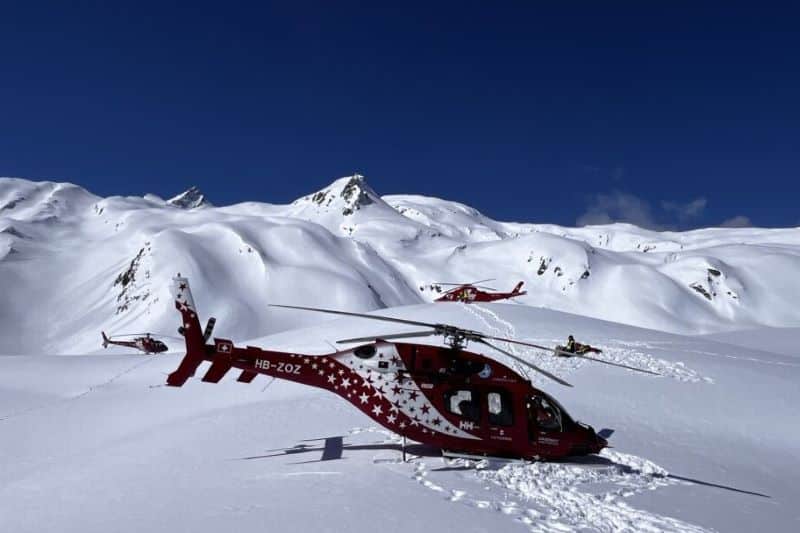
[167,186,210,209]
[298,174,382,216]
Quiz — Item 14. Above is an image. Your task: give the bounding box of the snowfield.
[1,175,799,532]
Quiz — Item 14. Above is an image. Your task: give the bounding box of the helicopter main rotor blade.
[272,304,654,378]
[477,339,573,388]
[270,304,439,329]
[569,353,662,376]
[109,333,183,341]
[436,284,498,291]
[481,335,553,352]
[434,278,496,287]
[337,330,438,344]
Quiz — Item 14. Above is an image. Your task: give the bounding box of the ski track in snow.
[414,450,706,532]
[464,303,535,380]
[628,340,800,368]
[593,341,708,383]
[361,426,710,532]
[0,356,156,422]
[471,450,711,533]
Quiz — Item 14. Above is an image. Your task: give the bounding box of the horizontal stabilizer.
[237,370,258,383]
[166,352,204,387]
[202,358,233,383]
[598,428,615,439]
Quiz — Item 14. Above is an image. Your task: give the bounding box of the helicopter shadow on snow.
[236,431,770,499]
[561,454,770,499]
[237,435,443,465]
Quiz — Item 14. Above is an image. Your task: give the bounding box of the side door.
[485,389,515,445]
[443,388,481,433]
[526,395,569,454]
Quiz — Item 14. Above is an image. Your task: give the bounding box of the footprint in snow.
[401,449,711,533]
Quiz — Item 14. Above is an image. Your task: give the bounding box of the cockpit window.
[444,389,480,422]
[527,395,562,432]
[487,391,513,426]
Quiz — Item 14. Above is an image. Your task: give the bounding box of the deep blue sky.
[1,2,797,228]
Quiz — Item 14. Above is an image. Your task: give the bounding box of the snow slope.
[700,326,800,357]
[2,303,798,532]
[2,174,800,355]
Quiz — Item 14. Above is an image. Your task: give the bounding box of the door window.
[444,389,480,422]
[487,391,513,426]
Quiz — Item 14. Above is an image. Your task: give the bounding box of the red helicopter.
[434,279,527,303]
[166,275,659,461]
[101,331,169,354]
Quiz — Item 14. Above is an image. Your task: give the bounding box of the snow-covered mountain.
[1,174,799,354]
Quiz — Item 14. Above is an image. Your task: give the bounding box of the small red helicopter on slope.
[167,275,658,461]
[101,332,170,354]
[434,279,527,303]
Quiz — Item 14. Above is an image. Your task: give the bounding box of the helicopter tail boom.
[167,275,309,386]
[101,331,109,349]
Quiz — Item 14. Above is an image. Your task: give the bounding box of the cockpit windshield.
[527,392,572,433]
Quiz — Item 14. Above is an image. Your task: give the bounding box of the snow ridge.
[1,174,800,355]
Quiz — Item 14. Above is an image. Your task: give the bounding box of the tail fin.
[167,275,208,387]
[203,317,217,342]
[102,331,109,349]
[513,281,525,294]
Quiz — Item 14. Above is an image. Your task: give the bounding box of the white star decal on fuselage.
[333,343,479,440]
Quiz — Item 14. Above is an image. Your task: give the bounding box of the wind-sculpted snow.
[0,178,97,221]
[2,174,800,354]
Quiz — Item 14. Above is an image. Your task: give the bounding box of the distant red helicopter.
[101,332,169,354]
[434,279,527,303]
[166,275,658,461]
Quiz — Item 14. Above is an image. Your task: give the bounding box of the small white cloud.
[576,191,659,229]
[662,197,707,224]
[577,193,714,230]
[720,215,752,228]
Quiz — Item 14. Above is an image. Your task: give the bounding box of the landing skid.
[441,449,533,464]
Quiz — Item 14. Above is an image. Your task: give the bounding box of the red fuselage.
[168,277,604,460]
[107,337,168,354]
[435,284,527,303]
